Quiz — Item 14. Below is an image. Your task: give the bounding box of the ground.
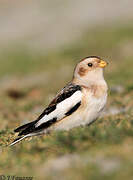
[0,24,133,180]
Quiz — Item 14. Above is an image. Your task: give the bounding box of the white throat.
[73,68,107,87]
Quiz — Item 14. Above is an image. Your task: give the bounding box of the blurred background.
[1,0,133,179]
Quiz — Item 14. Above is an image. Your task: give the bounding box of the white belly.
[52,92,107,131]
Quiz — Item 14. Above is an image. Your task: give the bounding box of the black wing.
[14,83,82,136]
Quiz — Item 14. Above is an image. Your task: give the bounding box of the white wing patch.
[36,91,82,127]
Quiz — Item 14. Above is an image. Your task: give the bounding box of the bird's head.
[73,56,108,86]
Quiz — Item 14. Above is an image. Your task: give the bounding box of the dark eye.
[88,63,93,67]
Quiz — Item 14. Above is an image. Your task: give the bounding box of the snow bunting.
[10,56,108,146]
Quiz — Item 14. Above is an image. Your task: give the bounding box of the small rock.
[111,85,125,94]
[102,107,127,117]
[6,88,26,100]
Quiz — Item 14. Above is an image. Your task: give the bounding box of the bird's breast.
[52,85,107,131]
[81,86,107,124]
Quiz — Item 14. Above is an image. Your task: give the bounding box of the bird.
[10,56,108,146]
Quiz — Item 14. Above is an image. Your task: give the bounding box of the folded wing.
[15,83,82,136]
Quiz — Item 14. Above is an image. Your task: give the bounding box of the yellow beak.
[99,60,108,68]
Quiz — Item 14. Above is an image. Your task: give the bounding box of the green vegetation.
[0,24,133,180]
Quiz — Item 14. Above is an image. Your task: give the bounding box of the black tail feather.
[10,118,57,146]
[18,118,57,136]
[14,120,38,133]
[18,123,36,136]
